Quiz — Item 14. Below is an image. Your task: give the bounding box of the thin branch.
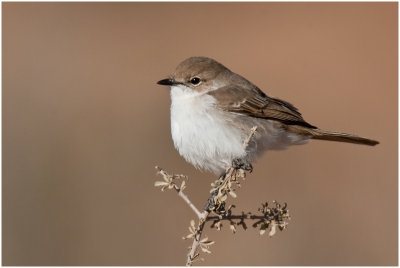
[244,126,258,148]
[155,167,203,219]
[174,184,203,219]
[185,127,258,266]
[186,212,209,266]
[155,126,292,265]
[206,214,270,221]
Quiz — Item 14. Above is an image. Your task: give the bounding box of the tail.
[310,129,379,146]
[284,125,379,146]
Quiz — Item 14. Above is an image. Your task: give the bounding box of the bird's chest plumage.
[170,86,247,174]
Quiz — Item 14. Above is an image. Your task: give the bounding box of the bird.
[157,57,379,176]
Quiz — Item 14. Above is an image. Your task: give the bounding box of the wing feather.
[207,85,316,129]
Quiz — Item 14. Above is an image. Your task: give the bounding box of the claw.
[232,158,253,173]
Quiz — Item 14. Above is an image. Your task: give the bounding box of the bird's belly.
[169,86,309,175]
[170,93,247,175]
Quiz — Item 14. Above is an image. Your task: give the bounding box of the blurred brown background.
[3,2,397,266]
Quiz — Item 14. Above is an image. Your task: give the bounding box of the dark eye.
[190,77,201,85]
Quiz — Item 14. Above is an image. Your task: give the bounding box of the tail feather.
[285,125,379,146]
[311,129,379,146]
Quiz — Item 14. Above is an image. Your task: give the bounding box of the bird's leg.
[204,158,253,211]
[232,158,253,173]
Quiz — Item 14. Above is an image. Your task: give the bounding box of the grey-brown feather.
[208,83,316,128]
[283,125,379,146]
[207,81,379,146]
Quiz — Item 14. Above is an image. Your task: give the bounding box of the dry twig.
[154,126,290,266]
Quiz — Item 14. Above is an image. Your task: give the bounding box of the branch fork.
[154,126,290,266]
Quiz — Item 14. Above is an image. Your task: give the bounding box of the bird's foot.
[232,158,253,173]
[204,159,252,212]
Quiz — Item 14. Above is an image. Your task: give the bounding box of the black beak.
[157,78,175,86]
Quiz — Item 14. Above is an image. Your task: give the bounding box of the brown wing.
[207,85,317,129]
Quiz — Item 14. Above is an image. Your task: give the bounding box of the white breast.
[169,85,309,175]
[170,85,247,175]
